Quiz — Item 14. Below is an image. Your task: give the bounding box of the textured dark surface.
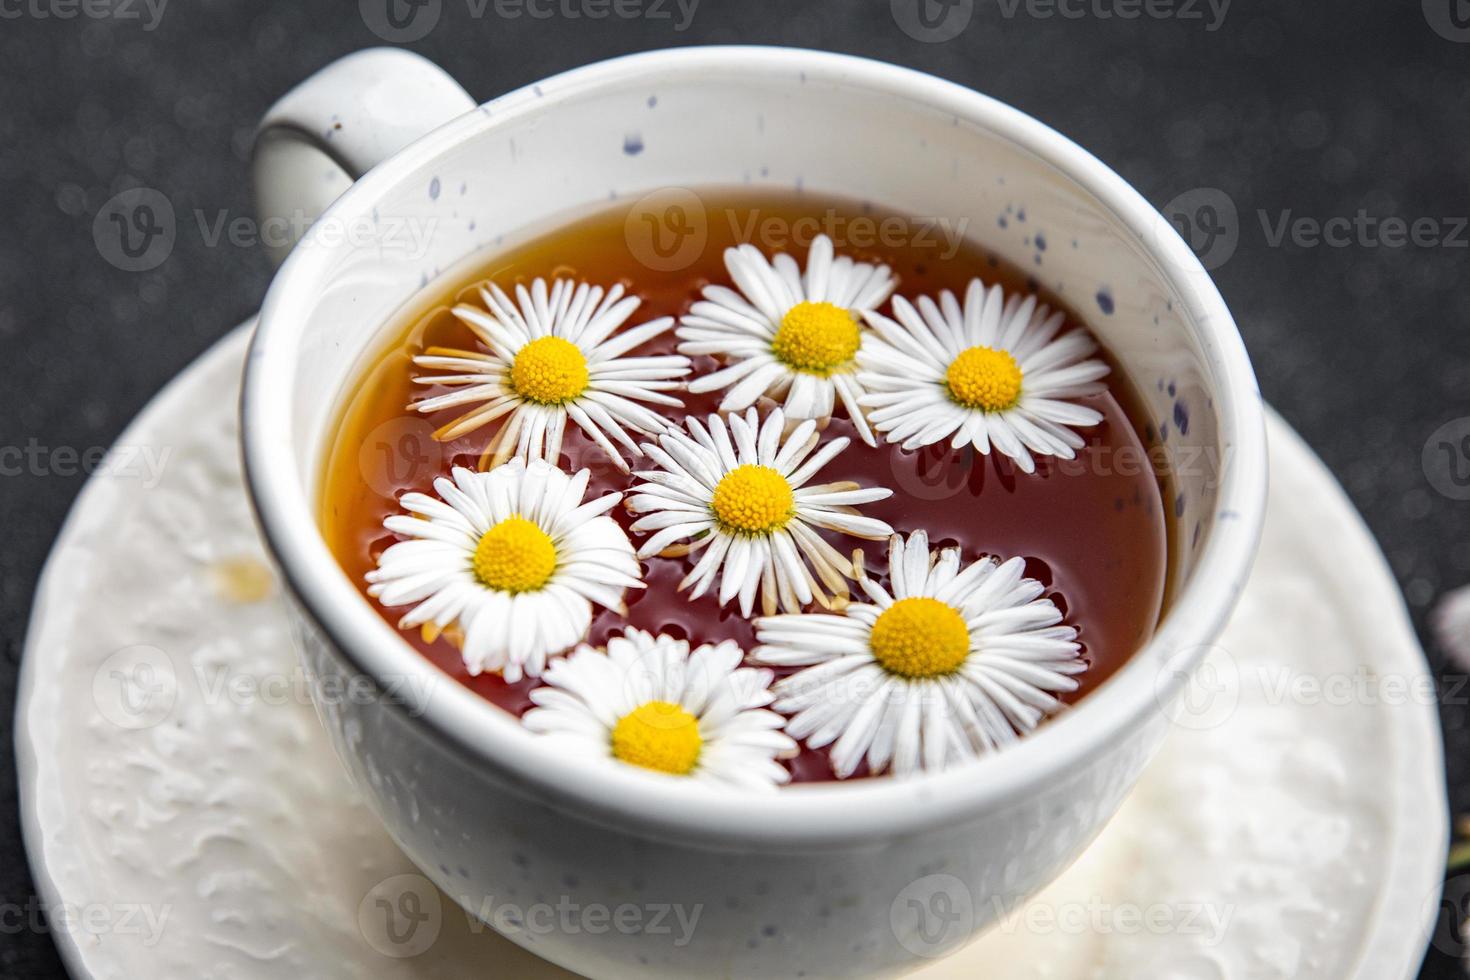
[2,1,1468,976]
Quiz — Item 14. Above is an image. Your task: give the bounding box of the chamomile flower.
[366,459,642,683]
[410,277,691,471]
[676,234,896,445]
[523,628,797,789]
[626,407,894,617]
[753,530,1085,778]
[857,279,1110,473]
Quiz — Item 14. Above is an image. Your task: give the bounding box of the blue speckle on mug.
[1175,493,1186,518]
[647,94,658,108]
[1035,232,1047,251]
[428,177,440,200]
[1173,400,1191,436]
[1096,288,1115,315]
[998,215,1009,229]
[623,133,645,156]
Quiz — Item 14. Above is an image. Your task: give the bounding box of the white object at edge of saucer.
[16,324,1448,980]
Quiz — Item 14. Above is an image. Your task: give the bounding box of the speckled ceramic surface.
[16,324,1445,980]
[241,50,1269,978]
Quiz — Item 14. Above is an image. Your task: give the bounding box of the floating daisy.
[753,530,1085,778]
[626,407,894,617]
[366,459,642,682]
[857,279,1110,473]
[523,628,797,789]
[410,277,691,471]
[676,234,896,445]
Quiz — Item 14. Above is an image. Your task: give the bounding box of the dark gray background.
[3,1,1468,976]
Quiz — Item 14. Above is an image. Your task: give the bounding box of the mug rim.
[242,45,1267,847]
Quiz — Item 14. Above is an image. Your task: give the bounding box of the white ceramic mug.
[242,46,1267,979]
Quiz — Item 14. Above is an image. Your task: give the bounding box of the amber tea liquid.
[320,190,1172,782]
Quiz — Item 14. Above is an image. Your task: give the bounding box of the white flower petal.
[411,276,690,468]
[754,531,1086,778]
[369,459,640,680]
[861,278,1110,469]
[522,630,797,789]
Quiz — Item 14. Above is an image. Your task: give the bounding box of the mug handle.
[252,47,476,266]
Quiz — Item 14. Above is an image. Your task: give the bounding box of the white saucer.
[16,324,1448,980]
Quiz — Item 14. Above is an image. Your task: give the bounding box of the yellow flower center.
[771,301,862,375]
[471,515,557,593]
[709,464,795,534]
[610,701,703,775]
[945,345,1023,412]
[869,597,972,679]
[510,336,590,405]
